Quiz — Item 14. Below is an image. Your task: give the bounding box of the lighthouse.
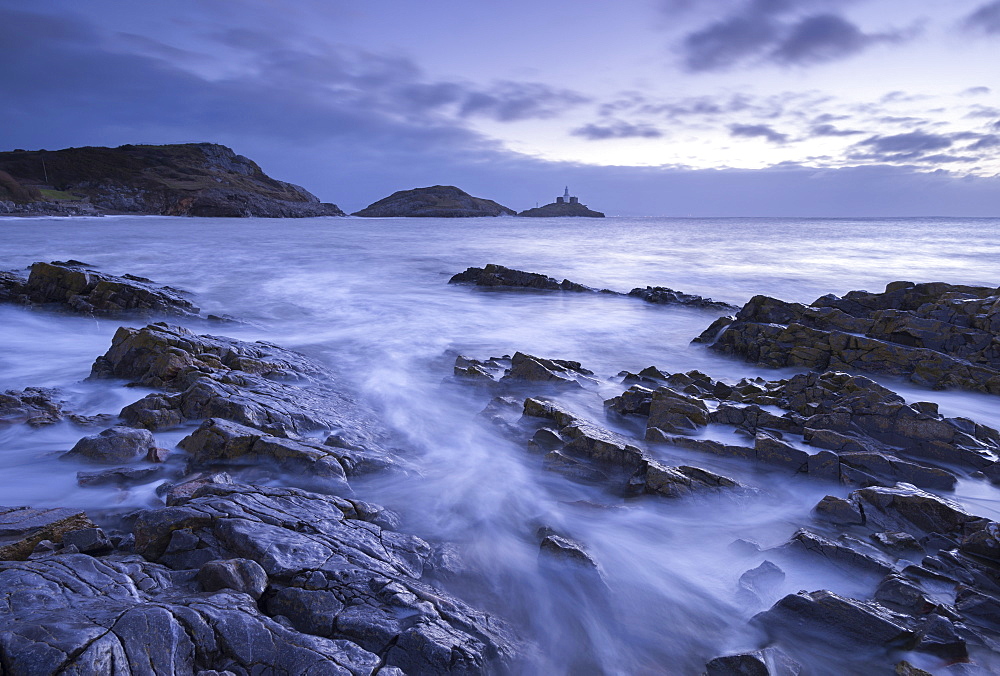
[556,186,580,205]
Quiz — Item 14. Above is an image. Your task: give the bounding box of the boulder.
[627,286,736,310]
[63,426,157,464]
[0,506,94,560]
[198,558,268,599]
[705,646,801,676]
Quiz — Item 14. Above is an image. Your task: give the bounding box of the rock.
[77,465,166,487]
[0,553,379,674]
[705,646,802,675]
[738,560,786,600]
[0,506,94,560]
[63,425,157,464]
[813,495,864,525]
[753,589,918,651]
[630,460,745,499]
[538,531,601,571]
[61,527,112,554]
[0,143,344,217]
[503,351,594,387]
[449,263,592,291]
[131,482,521,673]
[198,558,268,599]
[851,483,979,535]
[4,260,200,317]
[627,286,737,310]
[518,199,604,218]
[645,387,709,435]
[784,529,894,576]
[352,185,515,217]
[695,281,1000,395]
[0,387,65,426]
[161,471,234,506]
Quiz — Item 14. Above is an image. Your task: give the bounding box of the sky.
[1,0,999,216]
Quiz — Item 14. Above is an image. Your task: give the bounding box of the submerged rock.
[695,281,1000,395]
[353,185,515,217]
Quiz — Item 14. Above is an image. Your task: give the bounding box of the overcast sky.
[2,0,999,215]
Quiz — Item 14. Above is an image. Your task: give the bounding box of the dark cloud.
[729,123,789,143]
[458,82,590,122]
[570,121,664,140]
[964,1,1000,34]
[968,134,1000,150]
[676,1,912,71]
[810,123,863,137]
[965,105,1000,119]
[856,131,953,158]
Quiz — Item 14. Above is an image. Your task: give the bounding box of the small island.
[518,187,604,218]
[353,185,516,217]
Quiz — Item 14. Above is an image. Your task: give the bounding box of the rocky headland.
[352,186,515,218]
[0,143,344,217]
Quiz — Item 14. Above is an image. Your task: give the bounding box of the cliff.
[518,201,604,218]
[352,185,515,217]
[0,143,344,217]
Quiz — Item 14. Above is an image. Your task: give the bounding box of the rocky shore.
[3,259,1000,674]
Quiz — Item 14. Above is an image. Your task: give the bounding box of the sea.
[1,214,999,674]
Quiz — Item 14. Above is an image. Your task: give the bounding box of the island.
[0,143,345,217]
[352,185,515,217]
[518,187,605,217]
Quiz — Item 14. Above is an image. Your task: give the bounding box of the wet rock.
[630,460,745,499]
[627,286,737,310]
[198,558,268,599]
[754,589,918,651]
[785,529,895,576]
[2,260,200,317]
[852,483,980,535]
[61,527,112,554]
[538,530,601,572]
[0,387,65,426]
[177,417,390,484]
[160,471,234,506]
[63,425,157,464]
[0,553,379,675]
[813,495,864,525]
[915,613,968,660]
[504,351,595,387]
[738,560,786,599]
[705,646,802,676]
[645,387,709,435]
[93,324,389,452]
[696,281,1000,395]
[0,506,94,560]
[132,482,521,673]
[449,263,591,291]
[77,465,165,487]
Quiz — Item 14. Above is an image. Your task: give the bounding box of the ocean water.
[1,214,999,673]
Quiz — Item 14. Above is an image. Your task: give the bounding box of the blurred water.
[1,214,998,673]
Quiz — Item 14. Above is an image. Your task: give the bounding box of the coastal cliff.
[0,143,344,217]
[353,185,515,217]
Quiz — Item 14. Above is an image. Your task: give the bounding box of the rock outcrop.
[518,201,604,218]
[0,143,344,217]
[353,185,515,217]
[695,281,1000,394]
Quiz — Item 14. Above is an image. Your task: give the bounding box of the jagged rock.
[753,589,918,651]
[705,646,802,675]
[695,281,1000,395]
[1,260,200,317]
[630,460,745,499]
[63,425,157,464]
[132,482,520,673]
[784,529,894,576]
[62,527,112,554]
[93,324,388,454]
[161,471,235,506]
[627,286,737,310]
[0,506,94,560]
[454,352,596,389]
[449,263,591,291]
[198,558,268,599]
[813,495,864,525]
[0,387,65,426]
[0,143,344,217]
[538,530,601,571]
[738,560,786,601]
[0,553,378,674]
[851,483,980,535]
[353,185,515,217]
[645,387,709,435]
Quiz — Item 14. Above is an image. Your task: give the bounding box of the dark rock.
[785,529,895,576]
[63,425,157,464]
[645,387,709,435]
[61,527,112,554]
[705,646,802,675]
[198,558,268,599]
[353,185,515,217]
[518,200,604,217]
[813,495,864,525]
[627,286,737,310]
[77,465,166,487]
[0,387,65,426]
[449,263,591,291]
[852,483,979,535]
[738,560,786,599]
[696,282,1000,395]
[538,532,601,572]
[0,506,94,560]
[0,143,344,217]
[160,471,234,506]
[503,351,594,387]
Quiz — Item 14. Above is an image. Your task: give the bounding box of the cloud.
[968,134,1000,150]
[676,2,913,71]
[570,121,664,140]
[855,131,953,159]
[729,123,789,143]
[810,123,863,136]
[458,82,590,122]
[960,86,992,96]
[964,1,1000,34]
